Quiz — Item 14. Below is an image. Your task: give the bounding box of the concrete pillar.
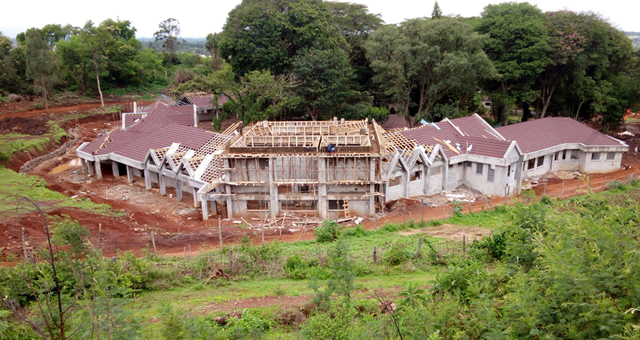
[158,172,166,195]
[404,165,411,197]
[442,161,449,191]
[94,160,102,179]
[144,167,152,189]
[368,158,376,216]
[126,166,134,183]
[111,161,120,178]
[176,179,183,201]
[81,158,88,174]
[268,158,279,220]
[514,155,524,195]
[192,187,200,208]
[318,158,328,219]
[225,185,234,218]
[210,200,217,215]
[424,164,431,195]
[202,197,209,220]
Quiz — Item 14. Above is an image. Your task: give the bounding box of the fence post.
[577,178,580,190]
[183,246,186,258]
[151,231,157,257]
[188,244,192,260]
[228,248,233,275]
[373,246,377,264]
[602,176,607,191]
[98,223,102,249]
[22,228,27,261]
[421,200,424,223]
[468,201,472,213]
[463,233,466,256]
[417,237,422,259]
[504,186,508,205]
[403,206,406,224]
[561,181,564,199]
[218,217,223,250]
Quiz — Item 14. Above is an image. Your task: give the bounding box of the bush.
[225,310,271,340]
[301,308,355,340]
[342,225,368,238]
[471,231,507,261]
[285,255,322,280]
[314,220,342,243]
[383,240,412,266]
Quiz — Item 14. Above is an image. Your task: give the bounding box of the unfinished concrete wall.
[427,162,444,195]
[580,150,623,173]
[446,163,465,190]
[387,169,405,201]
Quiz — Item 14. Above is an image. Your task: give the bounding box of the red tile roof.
[123,114,144,129]
[496,117,625,154]
[83,102,198,157]
[190,95,214,107]
[113,124,215,162]
[400,114,507,158]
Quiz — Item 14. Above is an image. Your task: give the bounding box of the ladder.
[343,199,351,218]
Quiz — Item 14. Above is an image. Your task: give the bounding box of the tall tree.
[432,1,443,19]
[24,28,57,113]
[326,2,383,92]
[154,18,181,65]
[0,32,18,94]
[477,2,550,125]
[293,47,358,120]
[367,18,495,122]
[219,0,339,77]
[205,33,222,70]
[223,70,300,123]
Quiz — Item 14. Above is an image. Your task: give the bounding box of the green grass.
[0,166,118,216]
[446,205,511,229]
[0,133,52,162]
[0,122,67,161]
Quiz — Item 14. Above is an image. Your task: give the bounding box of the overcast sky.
[2,0,639,39]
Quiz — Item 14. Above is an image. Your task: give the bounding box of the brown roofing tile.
[496,117,625,154]
[113,124,215,162]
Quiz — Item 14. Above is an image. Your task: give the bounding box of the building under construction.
[76,100,629,221]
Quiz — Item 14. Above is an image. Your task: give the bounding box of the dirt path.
[1,101,133,119]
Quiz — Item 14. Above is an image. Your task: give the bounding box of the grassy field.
[0,166,116,216]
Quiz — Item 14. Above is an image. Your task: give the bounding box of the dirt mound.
[0,116,49,135]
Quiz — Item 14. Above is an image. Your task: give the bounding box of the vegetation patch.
[0,166,116,216]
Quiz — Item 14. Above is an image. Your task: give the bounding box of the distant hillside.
[138,37,208,56]
[625,32,640,49]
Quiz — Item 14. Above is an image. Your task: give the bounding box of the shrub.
[314,219,342,243]
[471,231,507,261]
[301,307,355,340]
[225,310,271,340]
[383,240,412,266]
[342,225,368,238]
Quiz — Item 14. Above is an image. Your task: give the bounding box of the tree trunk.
[575,99,591,120]
[521,102,532,122]
[458,93,470,112]
[92,51,104,107]
[539,84,556,119]
[41,75,49,114]
[501,83,509,126]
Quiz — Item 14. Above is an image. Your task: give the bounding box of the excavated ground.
[1,100,640,259]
